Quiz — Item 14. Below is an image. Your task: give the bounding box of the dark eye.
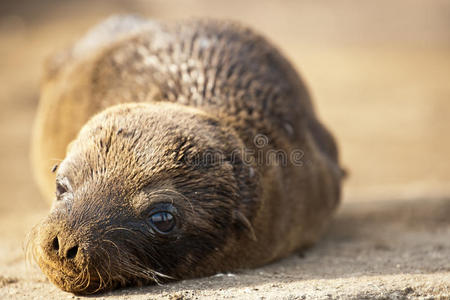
[56,182,68,198]
[149,211,175,233]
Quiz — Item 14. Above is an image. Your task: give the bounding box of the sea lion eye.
[149,211,175,233]
[55,182,68,198]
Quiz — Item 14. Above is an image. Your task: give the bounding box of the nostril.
[66,245,78,259]
[52,236,59,251]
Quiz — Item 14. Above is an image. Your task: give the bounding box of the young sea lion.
[28,16,344,294]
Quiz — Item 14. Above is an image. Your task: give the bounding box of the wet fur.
[29,16,343,294]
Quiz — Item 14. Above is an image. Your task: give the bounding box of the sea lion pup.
[28,16,344,294]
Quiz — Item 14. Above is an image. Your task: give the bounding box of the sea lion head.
[27,102,258,294]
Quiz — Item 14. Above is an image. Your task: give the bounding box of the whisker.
[148,188,196,215]
[93,266,105,293]
[103,226,138,236]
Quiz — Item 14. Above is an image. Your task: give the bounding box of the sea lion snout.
[44,226,80,261]
[30,206,156,294]
[28,214,93,293]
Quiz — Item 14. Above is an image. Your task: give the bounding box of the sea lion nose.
[50,234,79,260]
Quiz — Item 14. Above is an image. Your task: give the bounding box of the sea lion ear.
[232,210,257,241]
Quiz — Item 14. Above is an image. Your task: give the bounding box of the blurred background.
[0,0,449,297]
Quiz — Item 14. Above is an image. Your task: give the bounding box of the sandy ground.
[0,1,449,299]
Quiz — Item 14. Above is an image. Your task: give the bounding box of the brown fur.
[28,16,343,294]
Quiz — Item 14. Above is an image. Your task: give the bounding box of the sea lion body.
[29,16,343,294]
